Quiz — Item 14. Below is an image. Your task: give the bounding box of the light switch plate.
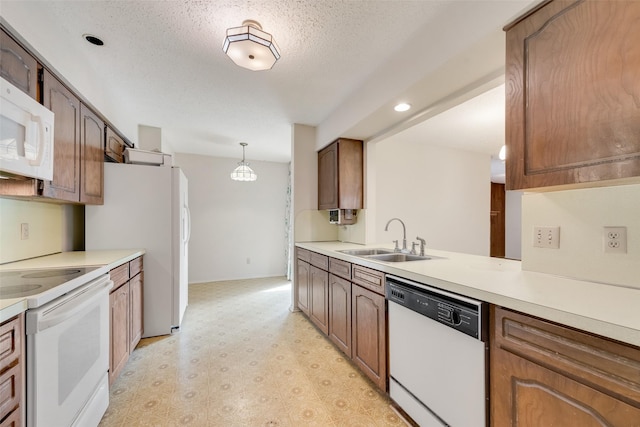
[533,226,560,249]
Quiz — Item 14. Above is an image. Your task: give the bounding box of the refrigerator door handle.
[184,205,192,244]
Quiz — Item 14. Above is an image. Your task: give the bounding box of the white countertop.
[296,241,640,348]
[0,250,145,322]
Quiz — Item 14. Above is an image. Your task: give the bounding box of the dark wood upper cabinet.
[318,138,363,210]
[40,70,104,204]
[505,0,640,190]
[80,104,104,204]
[41,69,81,202]
[0,29,38,100]
[105,126,126,163]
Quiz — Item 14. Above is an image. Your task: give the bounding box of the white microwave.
[0,76,54,180]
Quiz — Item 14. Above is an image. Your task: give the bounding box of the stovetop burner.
[21,269,83,279]
[0,267,101,299]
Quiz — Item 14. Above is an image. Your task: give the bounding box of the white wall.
[292,124,337,243]
[505,191,523,260]
[372,140,491,256]
[173,153,289,283]
[522,184,640,289]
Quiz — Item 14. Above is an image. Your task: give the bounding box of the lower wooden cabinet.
[491,306,640,426]
[352,284,386,391]
[295,248,388,392]
[0,314,23,426]
[108,256,144,385]
[296,258,310,315]
[109,283,130,385]
[328,273,351,357]
[309,265,329,335]
[129,272,144,352]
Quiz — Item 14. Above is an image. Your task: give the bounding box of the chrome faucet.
[385,218,407,253]
[416,236,426,256]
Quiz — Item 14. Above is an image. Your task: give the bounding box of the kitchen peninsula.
[296,241,640,346]
[295,241,640,425]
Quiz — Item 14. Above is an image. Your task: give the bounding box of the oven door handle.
[27,277,113,334]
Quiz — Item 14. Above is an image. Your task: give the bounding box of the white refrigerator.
[86,162,190,337]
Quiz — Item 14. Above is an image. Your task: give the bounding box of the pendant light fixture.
[230,142,257,182]
[222,20,280,71]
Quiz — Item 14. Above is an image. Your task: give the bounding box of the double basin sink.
[339,248,436,263]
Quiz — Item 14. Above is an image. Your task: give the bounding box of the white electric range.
[0,265,112,427]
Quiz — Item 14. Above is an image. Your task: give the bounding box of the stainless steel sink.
[366,253,432,262]
[338,248,395,256]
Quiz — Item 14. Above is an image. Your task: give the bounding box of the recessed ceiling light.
[394,103,411,112]
[83,34,104,46]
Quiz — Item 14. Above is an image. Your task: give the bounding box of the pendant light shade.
[230,143,257,182]
[499,144,506,160]
[222,20,280,71]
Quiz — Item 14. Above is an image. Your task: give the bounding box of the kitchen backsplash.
[521,183,640,289]
[338,209,366,244]
[294,209,337,242]
[0,198,62,264]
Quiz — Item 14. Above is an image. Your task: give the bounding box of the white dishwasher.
[386,275,488,427]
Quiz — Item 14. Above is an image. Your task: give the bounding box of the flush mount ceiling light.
[230,143,257,182]
[222,19,280,71]
[394,103,411,112]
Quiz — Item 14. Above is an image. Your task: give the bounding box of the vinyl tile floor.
[99,277,408,427]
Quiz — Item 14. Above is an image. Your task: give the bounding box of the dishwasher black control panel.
[386,275,484,340]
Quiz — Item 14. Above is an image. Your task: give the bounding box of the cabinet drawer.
[310,252,329,270]
[351,265,385,295]
[130,256,143,277]
[110,263,129,290]
[329,257,351,280]
[0,316,21,373]
[493,306,640,404]
[296,248,311,263]
[0,363,21,422]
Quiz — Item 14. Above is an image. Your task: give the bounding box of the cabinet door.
[80,104,104,204]
[309,265,329,335]
[41,70,81,202]
[505,0,640,190]
[317,139,364,210]
[0,30,38,99]
[129,272,143,352]
[328,273,351,357]
[109,283,130,386]
[352,284,386,391]
[296,259,310,315]
[318,142,339,210]
[491,307,640,426]
[105,126,125,163]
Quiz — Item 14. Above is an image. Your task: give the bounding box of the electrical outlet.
[246,257,251,264]
[21,223,29,240]
[533,226,560,249]
[603,226,627,254]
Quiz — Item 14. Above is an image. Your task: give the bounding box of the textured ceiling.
[0,0,537,163]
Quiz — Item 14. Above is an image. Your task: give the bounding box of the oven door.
[26,274,112,427]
